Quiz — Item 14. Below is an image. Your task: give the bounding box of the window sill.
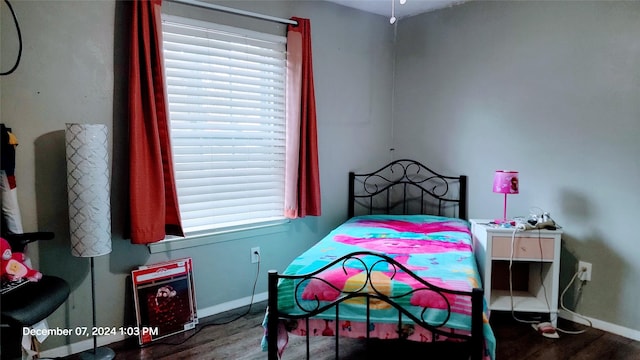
[147,219,290,253]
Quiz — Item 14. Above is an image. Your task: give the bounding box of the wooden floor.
[61,301,640,360]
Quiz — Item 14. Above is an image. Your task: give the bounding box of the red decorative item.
[1,237,42,282]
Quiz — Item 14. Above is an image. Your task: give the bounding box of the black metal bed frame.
[348,159,467,220]
[267,159,482,360]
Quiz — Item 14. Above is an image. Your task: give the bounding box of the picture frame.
[131,257,198,345]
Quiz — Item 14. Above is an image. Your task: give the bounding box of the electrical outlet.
[251,247,261,263]
[578,261,592,281]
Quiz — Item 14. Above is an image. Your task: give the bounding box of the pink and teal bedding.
[273,214,495,359]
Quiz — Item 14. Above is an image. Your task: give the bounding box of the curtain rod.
[167,0,298,25]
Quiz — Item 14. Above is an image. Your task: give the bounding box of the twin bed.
[265,159,495,359]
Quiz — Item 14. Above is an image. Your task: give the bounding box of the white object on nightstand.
[471,219,563,327]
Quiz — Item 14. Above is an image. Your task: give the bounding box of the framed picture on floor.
[132,257,198,345]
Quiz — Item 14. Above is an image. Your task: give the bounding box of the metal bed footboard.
[267,251,484,360]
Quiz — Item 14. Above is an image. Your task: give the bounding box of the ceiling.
[324,0,467,20]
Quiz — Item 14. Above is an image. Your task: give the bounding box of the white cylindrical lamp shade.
[65,123,112,257]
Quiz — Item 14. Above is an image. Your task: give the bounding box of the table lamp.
[493,170,519,224]
[65,123,115,360]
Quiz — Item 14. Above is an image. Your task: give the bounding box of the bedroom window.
[162,15,287,235]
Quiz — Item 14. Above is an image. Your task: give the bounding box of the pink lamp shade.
[493,170,519,194]
[493,170,519,224]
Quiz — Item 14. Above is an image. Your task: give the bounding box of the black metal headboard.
[348,159,467,220]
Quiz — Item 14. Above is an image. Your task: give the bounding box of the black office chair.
[1,232,71,360]
[0,124,71,359]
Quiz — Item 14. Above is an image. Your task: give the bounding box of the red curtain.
[128,0,183,244]
[284,17,321,219]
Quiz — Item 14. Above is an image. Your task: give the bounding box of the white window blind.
[162,15,287,235]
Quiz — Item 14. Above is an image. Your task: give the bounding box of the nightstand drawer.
[492,236,555,260]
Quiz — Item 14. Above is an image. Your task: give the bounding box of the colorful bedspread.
[266,215,495,359]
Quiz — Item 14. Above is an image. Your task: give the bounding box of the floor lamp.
[65,123,115,360]
[493,170,519,224]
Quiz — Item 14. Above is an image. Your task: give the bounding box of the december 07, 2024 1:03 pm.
[23,326,159,338]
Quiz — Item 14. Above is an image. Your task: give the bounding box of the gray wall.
[0,0,394,352]
[393,1,639,332]
[2,0,638,353]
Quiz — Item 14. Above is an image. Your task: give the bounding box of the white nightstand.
[470,219,562,326]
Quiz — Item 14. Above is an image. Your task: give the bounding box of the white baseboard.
[38,295,638,358]
[197,291,268,319]
[39,291,269,359]
[38,333,125,359]
[559,309,640,341]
